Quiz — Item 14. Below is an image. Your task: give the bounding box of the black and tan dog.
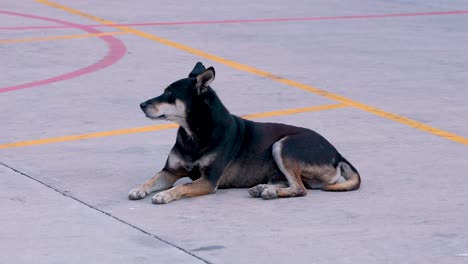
[129,62,361,204]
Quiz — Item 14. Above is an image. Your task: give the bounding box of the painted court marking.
[0,31,126,44]
[242,104,346,119]
[0,104,347,149]
[0,10,126,94]
[35,0,468,145]
[1,10,468,31]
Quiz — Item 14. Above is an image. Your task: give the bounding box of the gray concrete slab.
[0,165,204,264]
[2,108,467,263]
[1,0,467,264]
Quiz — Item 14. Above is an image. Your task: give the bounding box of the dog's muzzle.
[140,101,153,117]
[140,101,164,119]
[140,101,149,110]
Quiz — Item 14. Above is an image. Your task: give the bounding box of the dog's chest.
[167,151,216,173]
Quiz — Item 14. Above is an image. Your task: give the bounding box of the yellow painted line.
[0,104,345,149]
[0,31,127,44]
[0,123,178,149]
[36,0,468,145]
[242,103,346,119]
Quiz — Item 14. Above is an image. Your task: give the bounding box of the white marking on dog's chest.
[168,152,196,171]
[196,153,218,170]
[168,152,217,172]
[167,152,190,170]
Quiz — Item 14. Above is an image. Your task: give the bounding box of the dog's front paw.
[261,188,278,200]
[248,184,268,198]
[152,191,175,204]
[128,186,149,200]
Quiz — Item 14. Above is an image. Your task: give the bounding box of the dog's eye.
[166,90,175,102]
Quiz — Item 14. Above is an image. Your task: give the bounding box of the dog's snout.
[140,101,149,110]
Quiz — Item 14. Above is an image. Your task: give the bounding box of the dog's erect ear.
[188,62,206,78]
[196,67,215,94]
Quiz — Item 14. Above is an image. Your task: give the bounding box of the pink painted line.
[0,10,126,93]
[1,9,468,31]
[0,24,71,30]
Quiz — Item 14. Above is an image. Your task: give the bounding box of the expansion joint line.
[0,162,212,264]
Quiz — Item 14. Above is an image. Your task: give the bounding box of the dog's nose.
[140,101,149,110]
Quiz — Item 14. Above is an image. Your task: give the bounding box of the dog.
[128,62,361,204]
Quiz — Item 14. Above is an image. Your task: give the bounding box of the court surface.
[1,1,467,263]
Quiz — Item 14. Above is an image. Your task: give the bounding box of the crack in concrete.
[0,161,212,264]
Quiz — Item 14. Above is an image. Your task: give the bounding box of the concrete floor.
[1,1,467,263]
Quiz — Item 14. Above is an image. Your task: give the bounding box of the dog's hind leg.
[128,170,180,200]
[263,137,308,200]
[248,181,288,198]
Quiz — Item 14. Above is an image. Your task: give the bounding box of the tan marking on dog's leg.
[128,171,179,200]
[322,162,361,191]
[302,165,341,189]
[270,138,307,200]
[248,181,288,198]
[271,166,307,199]
[151,177,215,204]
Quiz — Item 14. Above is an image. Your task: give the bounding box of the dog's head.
[140,62,215,126]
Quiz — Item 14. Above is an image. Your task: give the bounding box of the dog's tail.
[322,157,361,192]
